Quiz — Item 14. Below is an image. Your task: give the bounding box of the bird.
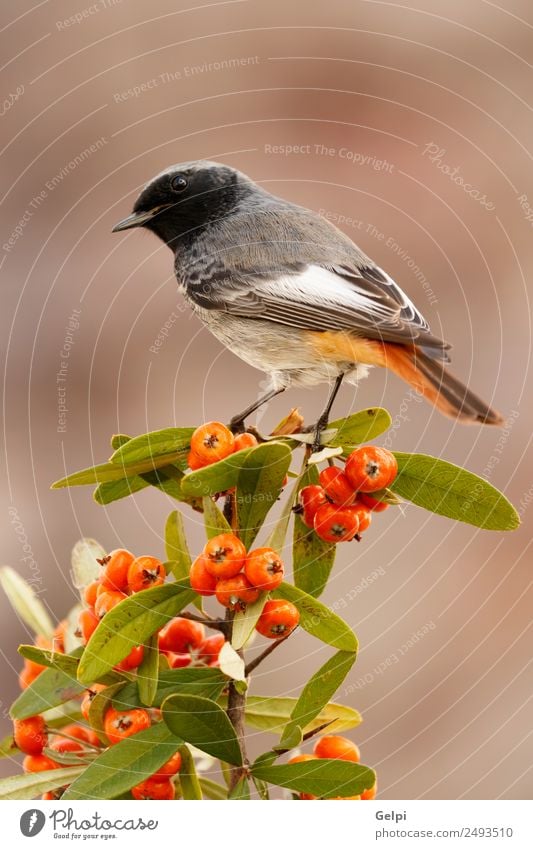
[112,160,503,448]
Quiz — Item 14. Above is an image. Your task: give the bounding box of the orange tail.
[383,345,503,425]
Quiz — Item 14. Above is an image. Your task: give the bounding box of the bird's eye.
[170,174,188,193]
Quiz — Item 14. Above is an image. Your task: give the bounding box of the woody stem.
[225,609,249,791]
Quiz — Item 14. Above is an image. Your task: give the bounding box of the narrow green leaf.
[267,459,307,552]
[162,694,243,766]
[0,566,54,637]
[113,667,227,711]
[328,407,392,450]
[89,682,126,745]
[229,777,251,799]
[181,447,256,497]
[62,722,182,801]
[10,649,86,719]
[109,427,194,465]
[231,593,268,650]
[277,724,302,750]
[178,744,203,799]
[236,442,292,549]
[390,452,520,530]
[0,734,16,759]
[0,766,85,800]
[199,777,228,799]
[292,466,336,598]
[77,583,197,684]
[52,454,187,489]
[273,583,358,652]
[279,651,357,748]
[251,759,375,799]
[137,633,159,707]
[202,496,231,538]
[18,645,79,674]
[94,476,150,505]
[239,696,362,735]
[111,433,132,450]
[165,510,191,569]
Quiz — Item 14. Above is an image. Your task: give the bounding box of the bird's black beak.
[112,205,172,232]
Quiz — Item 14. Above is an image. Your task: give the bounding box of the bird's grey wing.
[187,261,450,358]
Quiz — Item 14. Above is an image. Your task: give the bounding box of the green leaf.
[0,766,85,800]
[89,682,126,745]
[273,583,358,652]
[77,583,197,684]
[137,633,159,707]
[229,777,251,799]
[0,566,54,637]
[231,593,268,650]
[279,651,357,748]
[267,460,307,552]
[162,694,242,765]
[94,476,150,505]
[236,442,292,549]
[328,407,392,450]
[242,696,362,735]
[293,466,336,598]
[109,427,194,465]
[113,667,227,710]
[165,510,191,570]
[181,447,256,497]
[202,496,231,538]
[199,777,228,799]
[62,722,182,801]
[18,645,79,674]
[390,452,520,531]
[52,454,186,489]
[178,744,203,799]
[10,649,86,719]
[0,734,16,759]
[251,759,375,799]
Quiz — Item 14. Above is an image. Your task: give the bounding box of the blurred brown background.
[1,0,531,799]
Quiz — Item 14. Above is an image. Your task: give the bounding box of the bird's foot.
[311,415,330,455]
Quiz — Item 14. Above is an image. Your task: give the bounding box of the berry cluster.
[191,533,300,639]
[187,421,257,470]
[299,446,398,543]
[288,734,377,800]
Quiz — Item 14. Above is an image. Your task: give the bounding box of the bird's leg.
[311,373,345,454]
[229,387,285,434]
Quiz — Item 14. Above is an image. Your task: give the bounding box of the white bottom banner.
[3,799,531,848]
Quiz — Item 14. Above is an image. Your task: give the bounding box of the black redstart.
[113,160,502,447]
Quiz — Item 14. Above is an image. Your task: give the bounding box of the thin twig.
[179,611,227,633]
[244,632,292,676]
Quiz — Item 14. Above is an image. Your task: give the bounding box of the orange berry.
[60,724,100,748]
[49,737,84,754]
[127,555,166,593]
[187,449,208,470]
[314,735,360,762]
[23,754,59,773]
[255,599,299,639]
[319,466,357,506]
[132,777,175,800]
[100,549,135,592]
[18,660,44,690]
[233,432,258,452]
[313,503,360,543]
[167,652,192,668]
[159,618,205,653]
[287,754,318,765]
[53,620,67,654]
[359,493,389,513]
[244,547,284,591]
[153,750,182,779]
[345,446,398,493]
[198,632,225,663]
[203,533,247,579]
[104,707,150,745]
[94,590,126,620]
[80,684,106,721]
[215,574,260,611]
[190,421,234,466]
[350,501,372,533]
[116,645,144,671]
[78,608,99,644]
[189,554,218,596]
[298,484,327,529]
[13,716,47,756]
[83,580,100,607]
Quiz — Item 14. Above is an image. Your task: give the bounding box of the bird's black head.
[112,161,253,248]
